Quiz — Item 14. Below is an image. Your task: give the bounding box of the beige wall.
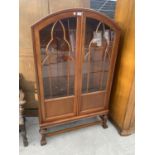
[19,0,90,112]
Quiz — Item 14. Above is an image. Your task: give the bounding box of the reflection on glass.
[40,18,76,99]
[82,18,115,93]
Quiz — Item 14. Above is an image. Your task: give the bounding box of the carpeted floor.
[19,117,135,155]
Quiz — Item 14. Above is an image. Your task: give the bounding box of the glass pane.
[40,17,76,99]
[90,0,117,19]
[82,17,115,93]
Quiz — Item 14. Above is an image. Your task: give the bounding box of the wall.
[19,0,90,115]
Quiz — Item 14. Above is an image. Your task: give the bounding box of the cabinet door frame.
[78,10,121,115]
[32,10,81,123]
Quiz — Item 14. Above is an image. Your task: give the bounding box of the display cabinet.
[32,8,121,145]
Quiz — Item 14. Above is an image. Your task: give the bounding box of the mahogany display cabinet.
[31,8,121,145]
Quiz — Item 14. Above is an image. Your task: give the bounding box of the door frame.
[77,10,121,115]
[32,10,79,123]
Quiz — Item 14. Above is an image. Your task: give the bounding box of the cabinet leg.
[40,128,47,146]
[100,115,108,129]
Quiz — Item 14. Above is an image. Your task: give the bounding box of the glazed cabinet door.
[79,12,119,114]
[32,12,79,122]
[32,9,120,123]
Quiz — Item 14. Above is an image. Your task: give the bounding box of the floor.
[19,117,135,155]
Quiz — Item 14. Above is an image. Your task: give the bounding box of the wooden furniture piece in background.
[109,0,135,136]
[19,0,90,116]
[32,8,120,145]
[19,74,28,146]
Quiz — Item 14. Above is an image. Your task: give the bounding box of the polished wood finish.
[19,0,90,116]
[120,78,135,135]
[32,8,121,145]
[80,92,106,113]
[45,97,75,119]
[109,0,135,136]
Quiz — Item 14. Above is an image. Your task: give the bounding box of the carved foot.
[100,115,108,129]
[40,128,47,146]
[102,122,108,129]
[41,135,47,146]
